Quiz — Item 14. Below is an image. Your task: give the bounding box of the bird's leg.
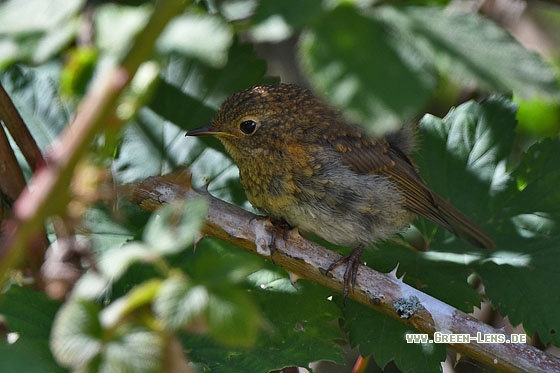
[326,244,365,301]
[267,218,292,263]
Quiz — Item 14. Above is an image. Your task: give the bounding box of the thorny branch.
[128,170,560,373]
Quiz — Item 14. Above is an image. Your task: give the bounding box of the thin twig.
[0,84,49,282]
[0,83,45,172]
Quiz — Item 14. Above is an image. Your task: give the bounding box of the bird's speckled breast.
[236,142,415,247]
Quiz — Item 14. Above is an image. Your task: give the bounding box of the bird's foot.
[326,244,365,302]
[252,216,292,263]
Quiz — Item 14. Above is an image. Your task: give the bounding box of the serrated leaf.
[379,6,560,100]
[478,236,560,346]
[344,300,446,372]
[50,299,104,369]
[154,276,209,330]
[99,326,164,373]
[144,198,207,255]
[417,96,517,222]
[51,297,165,372]
[475,139,560,346]
[400,98,560,348]
[365,97,514,313]
[502,138,560,220]
[299,5,437,134]
[183,281,344,372]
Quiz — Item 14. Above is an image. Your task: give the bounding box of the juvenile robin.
[186,83,494,297]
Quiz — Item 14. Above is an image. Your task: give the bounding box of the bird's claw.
[326,245,365,303]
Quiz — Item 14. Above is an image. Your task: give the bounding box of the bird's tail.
[430,193,495,249]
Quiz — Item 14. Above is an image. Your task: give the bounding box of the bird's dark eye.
[240,120,258,135]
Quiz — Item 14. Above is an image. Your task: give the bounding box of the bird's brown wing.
[327,130,495,249]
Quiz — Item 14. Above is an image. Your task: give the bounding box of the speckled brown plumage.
[186,83,494,296]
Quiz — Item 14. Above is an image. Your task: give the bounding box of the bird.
[186,83,494,298]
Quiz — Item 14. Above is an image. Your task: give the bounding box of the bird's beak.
[185,126,230,137]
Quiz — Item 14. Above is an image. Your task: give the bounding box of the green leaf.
[0,0,83,67]
[51,297,165,372]
[81,206,137,254]
[476,139,560,346]
[182,239,265,286]
[100,279,163,329]
[0,336,66,373]
[515,97,560,137]
[390,97,560,347]
[417,96,517,222]
[99,326,164,373]
[158,13,233,67]
[0,64,71,153]
[478,237,560,346]
[60,46,99,97]
[344,300,446,372]
[363,97,515,319]
[253,281,344,366]
[50,299,103,369]
[97,242,158,281]
[501,139,560,220]
[183,281,345,372]
[299,5,437,134]
[0,286,64,373]
[0,0,84,34]
[249,0,323,42]
[171,240,264,348]
[144,198,207,255]
[379,6,560,100]
[363,242,483,314]
[32,20,78,64]
[0,286,60,339]
[154,41,270,115]
[206,287,260,348]
[154,276,209,330]
[94,3,150,58]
